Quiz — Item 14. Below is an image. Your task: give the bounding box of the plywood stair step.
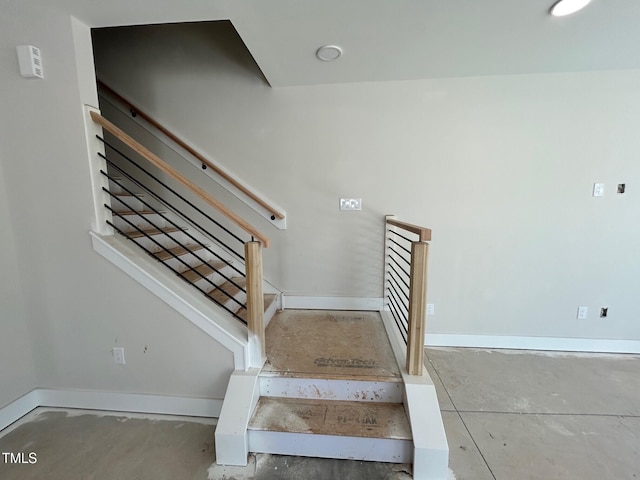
[206,277,246,304]
[248,397,413,463]
[123,226,186,239]
[152,244,208,261]
[178,261,228,283]
[234,294,278,323]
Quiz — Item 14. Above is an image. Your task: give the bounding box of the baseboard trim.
[0,390,40,432]
[282,296,384,311]
[426,334,640,354]
[0,389,222,433]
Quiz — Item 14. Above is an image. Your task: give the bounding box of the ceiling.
[23,0,640,87]
[226,0,640,87]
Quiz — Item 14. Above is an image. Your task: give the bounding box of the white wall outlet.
[339,198,362,211]
[426,304,435,316]
[577,306,588,320]
[112,347,126,364]
[592,183,604,197]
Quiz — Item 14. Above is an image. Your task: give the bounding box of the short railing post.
[406,241,429,375]
[245,241,265,367]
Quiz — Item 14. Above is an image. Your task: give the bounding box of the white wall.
[0,159,37,408]
[93,22,640,342]
[0,5,235,407]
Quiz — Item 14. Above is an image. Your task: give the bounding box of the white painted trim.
[90,232,250,370]
[83,104,113,236]
[249,430,413,463]
[426,333,640,354]
[380,310,450,480]
[98,91,287,229]
[38,389,222,417]
[0,390,40,432]
[282,296,384,311]
[0,389,222,434]
[215,369,262,466]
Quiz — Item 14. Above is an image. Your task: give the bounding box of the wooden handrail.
[91,111,270,248]
[387,218,431,242]
[97,80,284,221]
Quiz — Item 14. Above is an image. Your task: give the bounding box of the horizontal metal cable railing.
[384,216,431,376]
[98,135,249,322]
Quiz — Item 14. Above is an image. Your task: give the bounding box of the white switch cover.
[577,307,588,320]
[592,183,604,197]
[340,198,362,211]
[113,347,126,364]
[426,304,435,316]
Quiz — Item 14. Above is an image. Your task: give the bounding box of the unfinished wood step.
[248,397,412,463]
[206,277,246,305]
[263,310,402,382]
[178,261,227,283]
[153,244,207,262]
[121,226,185,239]
[234,294,278,323]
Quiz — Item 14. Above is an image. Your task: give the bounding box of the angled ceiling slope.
[228,0,640,87]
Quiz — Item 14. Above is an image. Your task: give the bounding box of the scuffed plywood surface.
[249,397,411,440]
[264,310,401,381]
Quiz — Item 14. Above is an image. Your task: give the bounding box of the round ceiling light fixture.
[550,0,592,16]
[316,45,343,61]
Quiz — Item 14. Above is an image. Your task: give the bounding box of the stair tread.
[113,192,143,197]
[153,244,208,261]
[249,397,412,440]
[124,226,185,238]
[234,294,277,322]
[179,261,228,283]
[263,310,402,382]
[206,277,246,304]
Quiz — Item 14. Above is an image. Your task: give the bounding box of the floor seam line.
[425,354,498,480]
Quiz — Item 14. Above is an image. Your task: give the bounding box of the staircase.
[85,103,449,479]
[248,309,413,463]
[106,177,278,325]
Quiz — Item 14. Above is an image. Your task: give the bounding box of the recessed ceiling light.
[550,0,592,16]
[316,45,343,61]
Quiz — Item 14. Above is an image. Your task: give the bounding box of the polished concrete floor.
[0,348,638,479]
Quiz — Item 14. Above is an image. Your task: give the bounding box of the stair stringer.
[90,231,251,370]
[380,310,450,480]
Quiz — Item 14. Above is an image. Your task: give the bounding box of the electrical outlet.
[339,198,362,211]
[426,304,435,316]
[577,306,588,320]
[113,347,126,364]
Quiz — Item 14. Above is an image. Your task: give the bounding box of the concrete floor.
[1,348,638,479]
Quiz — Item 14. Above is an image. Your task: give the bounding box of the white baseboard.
[0,390,40,432]
[426,334,640,354]
[0,389,223,433]
[282,296,384,311]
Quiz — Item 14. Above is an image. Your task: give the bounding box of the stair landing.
[263,309,401,381]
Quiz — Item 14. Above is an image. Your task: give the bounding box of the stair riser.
[259,377,403,403]
[111,196,145,212]
[112,213,167,233]
[248,431,412,463]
